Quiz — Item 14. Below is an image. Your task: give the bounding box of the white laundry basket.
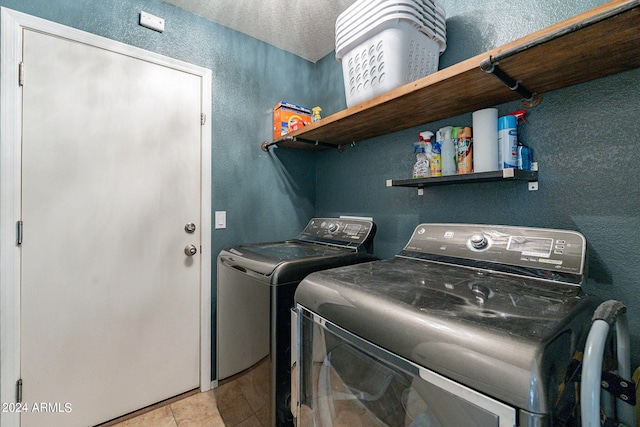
[337,19,440,107]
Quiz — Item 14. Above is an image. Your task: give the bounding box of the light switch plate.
[215,211,226,229]
[140,11,165,32]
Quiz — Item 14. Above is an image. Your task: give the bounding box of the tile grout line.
[168,402,178,427]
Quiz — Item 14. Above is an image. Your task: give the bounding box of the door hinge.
[16,220,23,245]
[18,62,24,86]
[16,379,22,403]
[200,113,206,126]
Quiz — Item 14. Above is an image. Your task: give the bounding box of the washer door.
[294,307,517,427]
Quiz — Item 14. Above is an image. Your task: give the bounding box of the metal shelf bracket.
[261,140,277,152]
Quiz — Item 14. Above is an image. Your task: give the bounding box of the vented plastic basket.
[337,19,440,107]
[336,11,446,56]
[337,0,442,29]
[336,1,446,43]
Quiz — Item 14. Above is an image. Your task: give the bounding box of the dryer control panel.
[402,223,586,277]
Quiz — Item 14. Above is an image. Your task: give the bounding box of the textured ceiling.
[164,0,359,62]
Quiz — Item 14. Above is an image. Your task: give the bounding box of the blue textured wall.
[315,0,640,369]
[0,0,318,379]
[4,0,639,378]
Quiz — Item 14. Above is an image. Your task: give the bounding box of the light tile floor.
[214,358,270,426]
[109,390,224,427]
[106,358,269,427]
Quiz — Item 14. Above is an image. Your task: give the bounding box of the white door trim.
[0,8,212,426]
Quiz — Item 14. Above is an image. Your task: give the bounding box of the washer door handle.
[184,244,198,256]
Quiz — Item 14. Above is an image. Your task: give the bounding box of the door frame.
[0,8,212,426]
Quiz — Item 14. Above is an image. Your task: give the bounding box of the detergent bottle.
[312,106,322,122]
[412,131,433,178]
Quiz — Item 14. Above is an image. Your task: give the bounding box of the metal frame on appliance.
[581,300,636,427]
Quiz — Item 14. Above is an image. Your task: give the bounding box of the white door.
[17,26,206,427]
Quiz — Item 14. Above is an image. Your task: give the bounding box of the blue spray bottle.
[508,110,533,170]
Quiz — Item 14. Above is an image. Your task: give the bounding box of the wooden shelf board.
[272,0,640,150]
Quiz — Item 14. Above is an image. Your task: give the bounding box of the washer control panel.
[299,218,375,245]
[403,223,586,275]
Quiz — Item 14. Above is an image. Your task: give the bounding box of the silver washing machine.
[293,223,604,427]
[217,217,376,427]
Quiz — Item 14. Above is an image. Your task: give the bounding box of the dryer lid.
[219,241,348,276]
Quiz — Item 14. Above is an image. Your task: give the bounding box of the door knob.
[184,244,198,256]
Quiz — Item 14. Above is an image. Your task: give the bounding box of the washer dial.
[469,233,489,250]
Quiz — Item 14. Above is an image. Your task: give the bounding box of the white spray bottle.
[413,131,433,178]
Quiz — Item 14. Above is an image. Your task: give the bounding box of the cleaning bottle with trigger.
[412,131,433,178]
[508,110,533,170]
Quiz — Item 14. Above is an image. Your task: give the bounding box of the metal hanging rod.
[261,136,342,152]
[479,58,542,108]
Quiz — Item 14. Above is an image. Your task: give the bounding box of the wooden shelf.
[387,169,538,189]
[266,0,640,151]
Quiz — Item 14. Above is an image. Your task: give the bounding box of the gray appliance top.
[295,224,600,414]
[218,218,376,282]
[400,223,586,284]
